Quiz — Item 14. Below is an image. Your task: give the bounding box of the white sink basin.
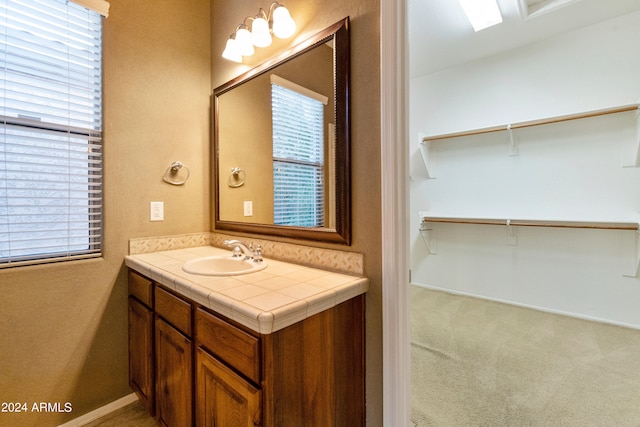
[182,256,267,276]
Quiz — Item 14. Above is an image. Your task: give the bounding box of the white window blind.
[0,0,103,267]
[271,76,325,227]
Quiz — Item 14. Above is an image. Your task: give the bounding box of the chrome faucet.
[252,245,263,262]
[224,239,253,259]
[224,239,265,263]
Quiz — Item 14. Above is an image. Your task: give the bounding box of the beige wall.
[211,1,383,425]
[0,1,211,426]
[218,74,274,223]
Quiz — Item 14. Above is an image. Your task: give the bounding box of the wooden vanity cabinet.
[196,347,262,426]
[154,286,193,427]
[260,294,365,426]
[195,296,365,426]
[128,273,194,426]
[128,270,365,427]
[195,307,262,426]
[127,271,155,415]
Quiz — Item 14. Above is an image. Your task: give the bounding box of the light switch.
[150,201,164,221]
[244,201,253,217]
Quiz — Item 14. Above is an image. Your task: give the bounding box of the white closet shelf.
[419,215,640,276]
[420,215,639,231]
[420,103,640,142]
[419,103,640,169]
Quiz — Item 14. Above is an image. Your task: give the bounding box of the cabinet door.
[196,347,261,427]
[156,317,193,427]
[128,296,154,415]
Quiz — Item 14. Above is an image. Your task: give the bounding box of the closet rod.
[421,103,640,142]
[421,217,639,231]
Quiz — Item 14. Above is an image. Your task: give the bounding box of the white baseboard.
[411,282,640,331]
[57,393,139,427]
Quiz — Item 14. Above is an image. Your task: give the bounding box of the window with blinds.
[0,0,103,267]
[272,79,325,227]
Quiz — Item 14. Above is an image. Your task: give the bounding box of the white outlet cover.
[150,201,164,221]
[244,201,253,216]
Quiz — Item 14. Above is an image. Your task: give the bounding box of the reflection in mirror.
[214,18,350,244]
[218,41,334,226]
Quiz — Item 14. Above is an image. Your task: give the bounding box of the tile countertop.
[124,246,368,334]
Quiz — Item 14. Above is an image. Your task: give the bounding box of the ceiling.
[408,0,640,78]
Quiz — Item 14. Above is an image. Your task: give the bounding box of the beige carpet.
[410,285,640,427]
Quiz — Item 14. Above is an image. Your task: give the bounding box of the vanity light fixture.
[235,25,255,56]
[222,2,296,63]
[459,0,503,32]
[222,37,243,62]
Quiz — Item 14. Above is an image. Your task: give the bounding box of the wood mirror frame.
[213,18,351,244]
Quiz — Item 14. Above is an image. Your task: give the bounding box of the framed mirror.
[213,18,351,244]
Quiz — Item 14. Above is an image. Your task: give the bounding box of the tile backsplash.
[129,232,212,254]
[129,232,364,276]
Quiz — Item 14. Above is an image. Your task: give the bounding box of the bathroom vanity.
[125,245,367,426]
[124,16,360,426]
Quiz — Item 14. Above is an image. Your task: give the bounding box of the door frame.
[380,0,410,424]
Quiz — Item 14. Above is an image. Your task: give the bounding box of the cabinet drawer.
[195,308,260,384]
[128,271,153,307]
[155,286,192,337]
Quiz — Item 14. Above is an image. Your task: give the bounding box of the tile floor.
[83,401,156,427]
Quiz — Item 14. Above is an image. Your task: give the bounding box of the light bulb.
[251,16,272,47]
[272,5,296,39]
[222,38,242,63]
[235,27,254,56]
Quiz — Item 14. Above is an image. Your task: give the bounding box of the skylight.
[459,0,503,31]
[520,0,582,19]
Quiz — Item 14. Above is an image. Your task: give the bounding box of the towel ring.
[228,167,246,188]
[163,161,190,185]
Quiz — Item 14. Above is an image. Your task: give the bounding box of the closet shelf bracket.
[419,222,437,254]
[622,227,640,278]
[506,219,517,245]
[622,106,640,168]
[418,132,435,178]
[507,124,518,156]
[631,106,639,167]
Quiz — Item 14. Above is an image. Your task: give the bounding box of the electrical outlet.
[244,201,253,217]
[150,201,164,221]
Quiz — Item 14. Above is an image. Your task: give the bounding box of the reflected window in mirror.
[272,76,328,227]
